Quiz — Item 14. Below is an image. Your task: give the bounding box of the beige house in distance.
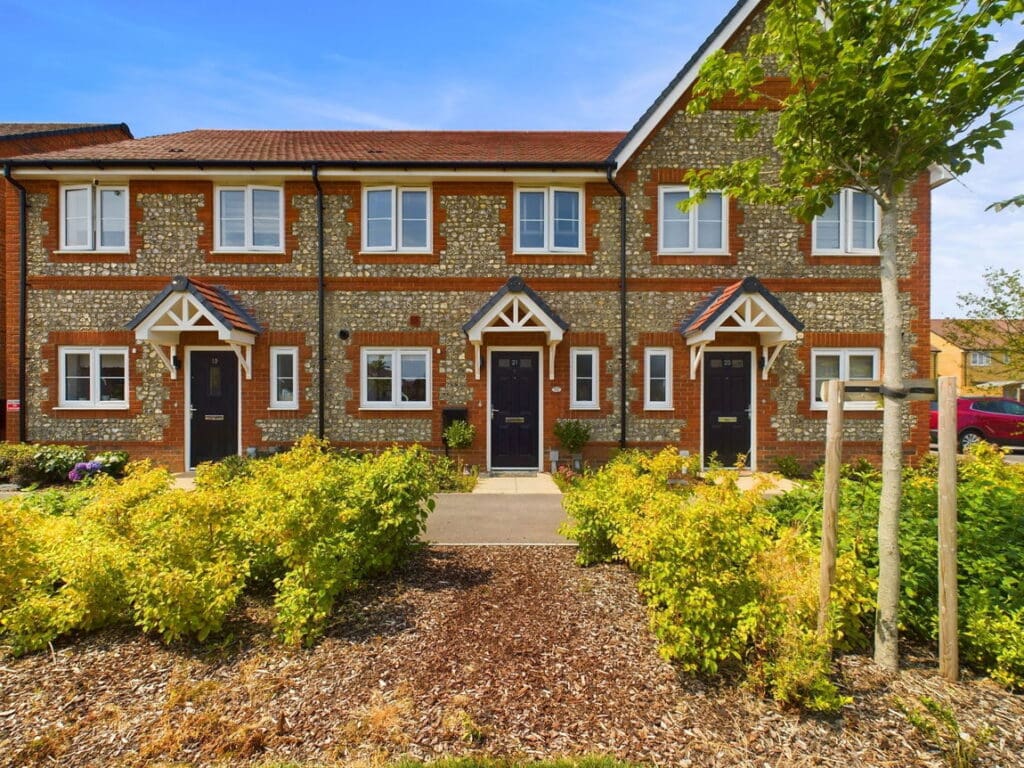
[931,320,1023,399]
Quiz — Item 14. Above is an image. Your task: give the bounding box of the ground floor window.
[361,348,431,409]
[270,346,299,409]
[811,348,879,410]
[59,347,128,408]
[644,347,673,410]
[570,348,599,409]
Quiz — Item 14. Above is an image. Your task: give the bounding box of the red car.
[929,397,1024,451]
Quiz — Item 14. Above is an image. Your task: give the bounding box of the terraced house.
[1,0,933,473]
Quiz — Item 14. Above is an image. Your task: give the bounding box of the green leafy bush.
[443,419,476,449]
[768,442,1024,690]
[561,449,866,713]
[0,444,38,486]
[32,445,87,484]
[553,419,592,453]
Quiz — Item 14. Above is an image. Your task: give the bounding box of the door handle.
[189,405,197,418]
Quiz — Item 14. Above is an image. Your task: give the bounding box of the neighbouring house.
[1,1,934,474]
[0,123,134,441]
[931,320,1024,400]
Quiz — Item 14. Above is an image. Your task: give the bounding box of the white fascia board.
[610,0,762,172]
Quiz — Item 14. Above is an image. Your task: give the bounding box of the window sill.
[512,250,585,257]
[268,405,299,411]
[570,404,600,411]
[210,249,286,256]
[644,405,674,412]
[810,250,879,257]
[359,405,432,412]
[55,404,130,411]
[657,250,729,257]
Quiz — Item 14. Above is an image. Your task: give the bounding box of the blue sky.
[4,0,1022,317]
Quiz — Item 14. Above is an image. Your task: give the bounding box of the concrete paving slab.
[472,473,561,494]
[426,492,570,545]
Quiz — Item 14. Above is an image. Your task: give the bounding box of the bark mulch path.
[1,546,1022,767]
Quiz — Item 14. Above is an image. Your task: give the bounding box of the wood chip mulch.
[1,546,1022,767]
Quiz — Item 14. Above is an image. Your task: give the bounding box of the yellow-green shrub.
[561,453,869,713]
[1,437,435,654]
[126,487,249,643]
[0,508,131,654]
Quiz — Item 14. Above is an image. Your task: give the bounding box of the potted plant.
[443,419,476,475]
[553,418,591,470]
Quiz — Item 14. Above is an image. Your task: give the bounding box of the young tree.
[686,0,1024,670]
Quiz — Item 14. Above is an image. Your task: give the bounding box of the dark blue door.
[703,351,752,468]
[189,351,238,468]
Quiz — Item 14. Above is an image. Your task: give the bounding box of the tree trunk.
[875,200,904,672]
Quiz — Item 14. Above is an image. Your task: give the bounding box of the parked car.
[929,397,1024,451]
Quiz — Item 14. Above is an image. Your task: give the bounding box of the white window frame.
[514,187,584,253]
[810,348,880,411]
[570,347,600,410]
[644,347,673,411]
[214,185,284,252]
[812,188,880,255]
[969,351,992,367]
[269,346,299,410]
[58,346,129,409]
[360,347,432,410]
[59,185,129,252]
[657,186,729,254]
[361,185,432,253]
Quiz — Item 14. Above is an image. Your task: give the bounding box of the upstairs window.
[216,186,283,251]
[969,351,992,367]
[61,185,128,251]
[659,187,727,253]
[811,348,879,410]
[813,189,878,254]
[515,188,582,252]
[363,186,431,252]
[59,347,128,408]
[361,348,431,409]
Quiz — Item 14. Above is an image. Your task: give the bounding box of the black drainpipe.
[311,164,326,439]
[3,164,28,443]
[605,164,628,449]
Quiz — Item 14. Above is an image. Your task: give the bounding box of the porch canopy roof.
[680,276,803,380]
[462,275,569,380]
[126,275,262,379]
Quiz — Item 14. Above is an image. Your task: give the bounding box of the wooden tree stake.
[818,379,844,640]
[938,375,959,681]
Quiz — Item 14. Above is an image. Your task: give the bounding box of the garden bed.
[2,546,1022,767]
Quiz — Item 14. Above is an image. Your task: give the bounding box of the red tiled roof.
[8,129,625,166]
[682,279,746,334]
[188,278,260,334]
[0,122,121,138]
[931,319,1016,348]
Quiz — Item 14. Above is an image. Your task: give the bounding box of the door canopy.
[680,276,803,380]
[127,275,262,379]
[462,276,569,380]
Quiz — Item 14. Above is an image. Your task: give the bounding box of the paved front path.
[427,494,569,544]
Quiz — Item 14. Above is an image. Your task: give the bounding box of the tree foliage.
[686,0,1024,670]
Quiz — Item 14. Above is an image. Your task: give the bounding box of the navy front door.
[490,350,540,469]
[703,351,752,468]
[189,350,239,468]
